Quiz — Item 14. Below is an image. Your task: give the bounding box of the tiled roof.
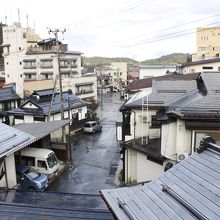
[101,145,220,219]
[0,87,21,102]
[123,80,198,109]
[8,91,88,116]
[169,72,220,118]
[125,73,200,92]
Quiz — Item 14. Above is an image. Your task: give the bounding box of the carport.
[0,119,71,190]
[14,119,72,162]
[0,123,36,189]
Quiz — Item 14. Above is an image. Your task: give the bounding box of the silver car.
[83,121,102,133]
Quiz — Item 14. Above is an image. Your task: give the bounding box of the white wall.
[182,61,220,74]
[125,109,158,142]
[139,65,178,79]
[136,152,164,182]
[125,148,164,183]
[5,154,17,188]
[161,120,192,160]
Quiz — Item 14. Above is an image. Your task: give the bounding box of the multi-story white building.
[139,64,180,79]
[2,23,97,100]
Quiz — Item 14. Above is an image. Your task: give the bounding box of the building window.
[202,66,213,70]
[20,74,23,78]
[20,62,22,65]
[23,60,36,69]
[14,115,24,120]
[33,116,45,122]
[40,60,53,68]
[151,115,160,128]
[23,33,26,38]
[19,47,21,50]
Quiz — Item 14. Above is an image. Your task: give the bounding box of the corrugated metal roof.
[101,147,220,219]
[0,123,36,158]
[0,191,112,219]
[13,119,71,139]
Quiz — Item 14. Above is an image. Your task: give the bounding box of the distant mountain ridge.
[83,53,190,67]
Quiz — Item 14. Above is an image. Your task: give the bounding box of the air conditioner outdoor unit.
[177,153,189,162]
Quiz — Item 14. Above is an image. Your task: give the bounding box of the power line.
[65,0,156,29]
[116,21,220,48]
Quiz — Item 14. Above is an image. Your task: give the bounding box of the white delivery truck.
[18,147,60,179]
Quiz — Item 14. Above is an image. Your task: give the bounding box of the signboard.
[116,122,123,141]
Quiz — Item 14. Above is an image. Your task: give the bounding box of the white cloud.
[1,0,220,61]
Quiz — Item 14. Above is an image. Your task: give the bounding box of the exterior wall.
[24,80,54,96]
[161,120,192,161]
[139,64,178,79]
[24,115,34,123]
[61,75,97,100]
[125,109,158,142]
[2,24,39,97]
[125,148,137,183]
[194,27,220,61]
[125,148,164,183]
[182,61,220,74]
[5,154,17,188]
[136,152,164,182]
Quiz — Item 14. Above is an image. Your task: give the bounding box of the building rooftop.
[125,73,199,92]
[8,91,88,116]
[101,142,220,219]
[0,87,21,102]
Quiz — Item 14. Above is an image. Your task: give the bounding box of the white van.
[18,147,59,178]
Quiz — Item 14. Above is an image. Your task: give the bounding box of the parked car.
[16,164,48,191]
[83,121,102,133]
[17,147,59,179]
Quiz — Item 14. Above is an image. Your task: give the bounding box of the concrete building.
[95,62,128,90]
[1,23,97,101]
[192,27,220,61]
[139,64,180,79]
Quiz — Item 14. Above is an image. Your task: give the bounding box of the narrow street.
[48,93,124,194]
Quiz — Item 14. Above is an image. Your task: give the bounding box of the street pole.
[48,28,66,141]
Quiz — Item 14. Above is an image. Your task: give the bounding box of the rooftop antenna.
[17,8,20,23]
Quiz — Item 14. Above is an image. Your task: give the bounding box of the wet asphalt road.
[48,93,124,195]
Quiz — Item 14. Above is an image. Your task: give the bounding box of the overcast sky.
[1,0,220,61]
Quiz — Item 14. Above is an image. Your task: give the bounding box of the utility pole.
[48,28,66,140]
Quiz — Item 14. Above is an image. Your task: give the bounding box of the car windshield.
[84,123,91,128]
[47,152,58,168]
[25,167,40,179]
